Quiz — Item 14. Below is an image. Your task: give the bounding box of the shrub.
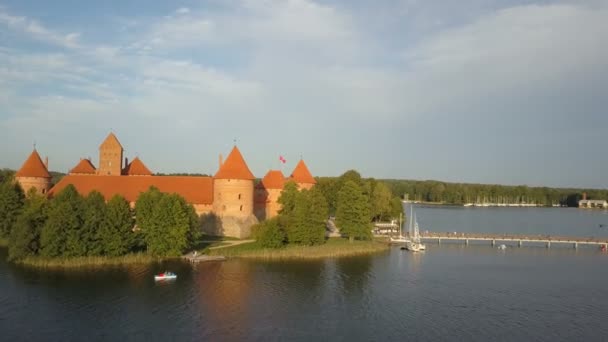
[253,218,286,249]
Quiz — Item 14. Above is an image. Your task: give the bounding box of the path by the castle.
[205,239,255,250]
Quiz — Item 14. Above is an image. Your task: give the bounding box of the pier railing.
[419,232,608,249]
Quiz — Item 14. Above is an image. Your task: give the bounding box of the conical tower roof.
[15,149,51,178]
[214,146,255,180]
[123,157,153,176]
[256,170,285,189]
[69,159,97,174]
[99,132,123,150]
[290,159,315,184]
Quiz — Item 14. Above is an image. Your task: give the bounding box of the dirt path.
[206,239,255,250]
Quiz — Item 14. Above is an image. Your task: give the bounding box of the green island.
[0,169,398,268]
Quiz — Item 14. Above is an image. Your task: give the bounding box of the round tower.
[213,146,256,237]
[15,149,52,196]
[255,170,286,220]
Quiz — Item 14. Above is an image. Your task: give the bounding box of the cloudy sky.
[1,0,606,188]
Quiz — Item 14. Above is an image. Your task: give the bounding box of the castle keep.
[14,133,316,238]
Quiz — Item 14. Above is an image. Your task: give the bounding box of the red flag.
[279,155,286,164]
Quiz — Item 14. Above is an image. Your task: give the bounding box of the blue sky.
[1,0,607,188]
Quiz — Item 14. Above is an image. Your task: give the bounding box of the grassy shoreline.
[206,237,389,260]
[16,253,169,269]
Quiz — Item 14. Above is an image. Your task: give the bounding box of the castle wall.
[213,179,254,218]
[16,177,51,196]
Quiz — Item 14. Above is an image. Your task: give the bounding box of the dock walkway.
[421,232,608,249]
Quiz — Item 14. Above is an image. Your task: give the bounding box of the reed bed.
[207,238,389,260]
[18,253,167,269]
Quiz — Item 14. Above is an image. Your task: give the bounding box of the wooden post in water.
[465,239,469,246]
[573,242,578,249]
[491,239,495,247]
[518,240,522,248]
[546,241,551,248]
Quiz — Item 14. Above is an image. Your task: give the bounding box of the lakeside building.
[578,200,608,209]
[14,133,316,238]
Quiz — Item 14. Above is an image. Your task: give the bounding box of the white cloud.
[0,10,81,48]
[175,7,190,15]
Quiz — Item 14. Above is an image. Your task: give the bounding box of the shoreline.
[14,253,169,269]
[205,238,389,260]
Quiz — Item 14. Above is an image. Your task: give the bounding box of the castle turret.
[97,133,123,176]
[69,158,97,175]
[15,149,52,195]
[213,146,257,237]
[255,170,286,220]
[122,157,152,176]
[289,159,316,190]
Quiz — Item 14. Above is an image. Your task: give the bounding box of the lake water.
[2,207,608,341]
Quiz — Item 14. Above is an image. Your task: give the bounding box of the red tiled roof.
[122,157,152,176]
[214,146,255,180]
[48,175,213,204]
[256,170,285,190]
[69,159,97,175]
[15,149,51,178]
[290,159,316,184]
[99,132,123,150]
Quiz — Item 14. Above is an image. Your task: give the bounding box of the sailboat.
[405,209,426,252]
[390,212,410,244]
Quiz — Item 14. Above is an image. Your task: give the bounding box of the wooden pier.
[182,254,227,263]
[420,232,608,249]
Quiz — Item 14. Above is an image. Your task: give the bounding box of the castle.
[13,133,316,238]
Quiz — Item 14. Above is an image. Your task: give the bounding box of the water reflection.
[336,255,372,296]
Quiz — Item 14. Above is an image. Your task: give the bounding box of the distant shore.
[205,237,389,260]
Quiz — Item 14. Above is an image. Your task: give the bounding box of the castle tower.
[69,158,97,175]
[122,157,152,176]
[214,146,255,217]
[15,149,52,195]
[289,159,316,190]
[97,133,123,176]
[254,170,286,220]
[213,146,257,237]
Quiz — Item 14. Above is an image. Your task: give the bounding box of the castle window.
[42,189,46,194]
[238,194,241,200]
[240,205,243,211]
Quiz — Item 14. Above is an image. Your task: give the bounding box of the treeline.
[254,170,402,248]
[379,180,607,207]
[0,174,199,261]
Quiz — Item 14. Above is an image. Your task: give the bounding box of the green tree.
[253,217,286,248]
[277,181,299,226]
[304,186,329,245]
[99,195,134,256]
[371,182,393,221]
[95,195,134,256]
[336,181,371,242]
[137,189,198,257]
[40,185,84,257]
[0,177,25,238]
[82,191,107,256]
[8,191,47,261]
